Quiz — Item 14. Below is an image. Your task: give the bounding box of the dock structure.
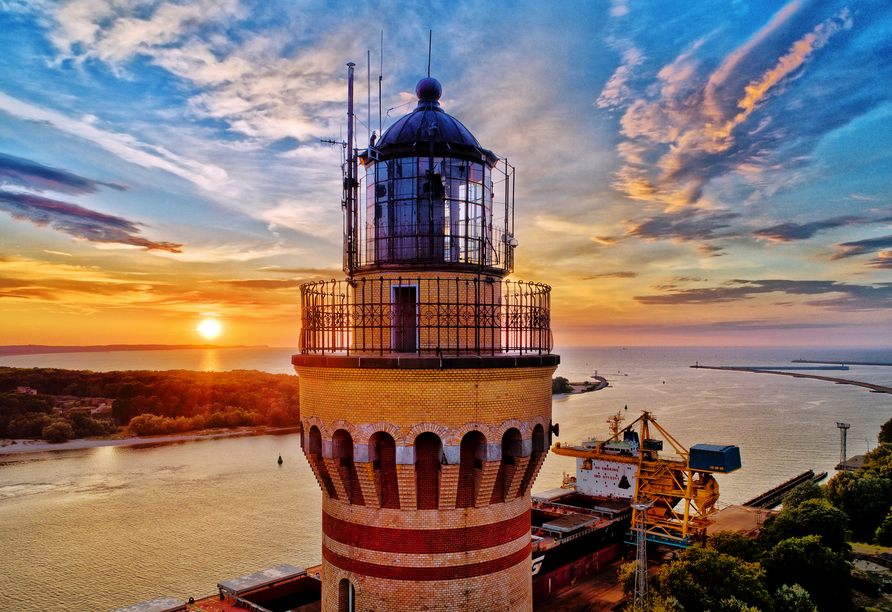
[691,364,892,395]
[742,470,827,509]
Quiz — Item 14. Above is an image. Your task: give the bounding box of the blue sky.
[1,0,891,347]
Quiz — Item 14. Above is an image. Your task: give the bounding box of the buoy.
[277,454,283,465]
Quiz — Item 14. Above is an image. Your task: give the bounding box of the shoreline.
[0,425,301,456]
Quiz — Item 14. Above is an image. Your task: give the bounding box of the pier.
[742,470,827,509]
[691,364,892,395]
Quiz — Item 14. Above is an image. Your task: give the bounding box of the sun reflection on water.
[199,349,221,371]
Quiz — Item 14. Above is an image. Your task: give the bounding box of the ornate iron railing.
[299,276,551,355]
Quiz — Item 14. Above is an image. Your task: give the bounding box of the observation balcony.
[297,276,552,357]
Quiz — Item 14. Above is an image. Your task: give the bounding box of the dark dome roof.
[376,78,484,150]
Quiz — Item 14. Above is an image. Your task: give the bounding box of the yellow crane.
[552,410,740,546]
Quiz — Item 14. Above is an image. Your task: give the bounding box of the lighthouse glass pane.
[361,157,494,266]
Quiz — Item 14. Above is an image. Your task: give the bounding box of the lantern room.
[350,77,516,277]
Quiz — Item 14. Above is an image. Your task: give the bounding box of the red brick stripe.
[323,542,531,581]
[322,509,530,554]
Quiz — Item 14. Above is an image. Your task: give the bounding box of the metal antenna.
[428,30,432,77]
[379,30,383,134]
[367,49,371,146]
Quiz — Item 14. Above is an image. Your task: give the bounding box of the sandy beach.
[0,426,300,456]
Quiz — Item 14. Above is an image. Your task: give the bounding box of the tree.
[42,420,75,443]
[878,417,892,444]
[824,472,892,542]
[757,499,848,553]
[774,584,817,612]
[707,531,760,562]
[552,376,573,394]
[874,507,892,545]
[782,481,823,510]
[655,546,774,612]
[760,535,852,612]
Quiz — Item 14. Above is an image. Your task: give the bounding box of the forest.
[0,367,300,442]
[621,417,892,612]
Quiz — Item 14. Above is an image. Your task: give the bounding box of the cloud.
[580,271,638,280]
[867,251,892,269]
[830,235,892,260]
[0,153,126,195]
[220,278,305,289]
[0,93,229,191]
[635,278,892,311]
[0,190,182,252]
[601,3,860,208]
[753,216,866,242]
[625,208,741,242]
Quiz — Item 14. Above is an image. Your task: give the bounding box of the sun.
[197,319,221,339]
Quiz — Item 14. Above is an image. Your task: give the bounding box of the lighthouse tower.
[294,67,558,612]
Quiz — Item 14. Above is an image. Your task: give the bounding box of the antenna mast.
[379,31,383,134]
[428,30,432,77]
[346,62,356,273]
[367,50,371,146]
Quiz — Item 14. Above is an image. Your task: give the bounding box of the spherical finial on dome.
[416,77,442,102]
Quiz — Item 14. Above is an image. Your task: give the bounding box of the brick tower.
[294,66,558,612]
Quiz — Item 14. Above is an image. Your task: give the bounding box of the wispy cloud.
[601,2,856,208]
[0,190,182,252]
[0,153,125,194]
[636,278,892,311]
[830,235,892,260]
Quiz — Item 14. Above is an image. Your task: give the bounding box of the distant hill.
[0,344,268,357]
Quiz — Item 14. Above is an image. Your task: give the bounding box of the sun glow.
[198,319,221,339]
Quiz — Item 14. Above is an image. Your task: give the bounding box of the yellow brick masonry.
[323,490,530,528]
[297,366,555,441]
[323,530,529,568]
[321,557,532,612]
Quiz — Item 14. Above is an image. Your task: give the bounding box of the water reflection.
[200,349,222,371]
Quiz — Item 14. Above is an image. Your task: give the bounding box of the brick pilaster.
[476,460,501,508]
[396,464,417,510]
[439,464,460,510]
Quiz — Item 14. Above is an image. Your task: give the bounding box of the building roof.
[217,564,306,596]
[375,77,496,164]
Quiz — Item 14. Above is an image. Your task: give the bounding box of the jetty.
[792,359,892,367]
[691,365,892,395]
[742,470,827,509]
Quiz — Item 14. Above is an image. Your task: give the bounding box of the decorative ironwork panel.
[299,277,551,355]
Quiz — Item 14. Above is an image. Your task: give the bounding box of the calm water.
[1,346,891,611]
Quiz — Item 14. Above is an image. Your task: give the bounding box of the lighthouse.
[294,66,558,612]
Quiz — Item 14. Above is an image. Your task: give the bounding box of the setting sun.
[197,319,220,339]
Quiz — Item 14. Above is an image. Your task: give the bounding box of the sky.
[1,0,891,348]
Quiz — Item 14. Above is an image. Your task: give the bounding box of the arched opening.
[307,426,336,499]
[370,431,399,509]
[457,431,486,508]
[491,428,522,504]
[333,429,364,506]
[338,578,355,612]
[415,432,442,510]
[519,424,547,497]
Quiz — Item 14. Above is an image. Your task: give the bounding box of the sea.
[1,345,891,611]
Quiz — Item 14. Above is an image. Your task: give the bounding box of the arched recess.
[370,431,399,509]
[518,424,547,497]
[415,432,443,510]
[490,428,522,504]
[338,578,355,612]
[307,425,337,499]
[457,431,486,508]
[333,429,365,506]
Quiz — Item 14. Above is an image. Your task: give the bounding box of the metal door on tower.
[392,286,418,353]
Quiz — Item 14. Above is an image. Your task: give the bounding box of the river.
[1,346,891,610]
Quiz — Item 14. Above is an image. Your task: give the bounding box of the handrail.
[300,276,552,355]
